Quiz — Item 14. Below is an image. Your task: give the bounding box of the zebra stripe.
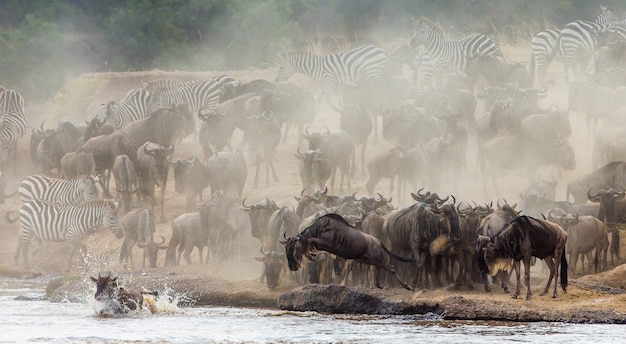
[0,89,27,167]
[558,20,607,81]
[16,199,123,267]
[275,44,387,97]
[103,88,153,129]
[19,174,99,205]
[410,18,501,87]
[591,4,619,25]
[151,74,237,112]
[530,28,561,86]
[142,79,196,94]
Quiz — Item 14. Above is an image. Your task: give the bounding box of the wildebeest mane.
[493,215,559,259]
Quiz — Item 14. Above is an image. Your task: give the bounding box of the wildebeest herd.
[2,6,626,305]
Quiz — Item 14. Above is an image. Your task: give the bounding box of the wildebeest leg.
[253,161,261,188]
[499,270,511,293]
[570,249,579,276]
[340,260,354,286]
[523,257,533,300]
[481,273,491,292]
[511,259,521,299]
[540,255,555,297]
[159,182,166,223]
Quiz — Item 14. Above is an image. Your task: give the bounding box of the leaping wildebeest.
[477,215,568,300]
[282,213,414,290]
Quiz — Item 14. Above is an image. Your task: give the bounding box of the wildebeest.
[365,147,404,199]
[119,208,166,269]
[60,150,96,179]
[339,102,372,174]
[587,185,625,264]
[305,127,353,192]
[121,103,195,147]
[36,121,84,176]
[82,130,137,198]
[385,196,461,289]
[254,249,285,290]
[294,147,331,194]
[477,215,568,300]
[476,201,519,292]
[567,161,626,204]
[283,213,414,290]
[90,272,158,314]
[242,111,281,188]
[171,155,211,212]
[206,150,247,198]
[165,212,205,266]
[135,142,174,222]
[547,210,608,275]
[112,154,138,214]
[241,197,280,252]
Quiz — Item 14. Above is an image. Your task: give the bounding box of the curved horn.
[376,192,384,202]
[241,198,251,209]
[303,124,311,139]
[587,187,601,201]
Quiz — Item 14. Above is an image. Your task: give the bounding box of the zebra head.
[411,17,440,49]
[275,52,297,82]
[102,200,124,239]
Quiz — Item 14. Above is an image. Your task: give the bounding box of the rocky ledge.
[278,284,626,324]
[42,271,626,324]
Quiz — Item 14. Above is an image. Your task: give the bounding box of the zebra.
[102,88,153,129]
[148,74,239,133]
[11,199,123,270]
[558,5,619,82]
[410,17,501,88]
[0,89,27,173]
[383,44,417,77]
[530,28,561,88]
[18,174,100,205]
[275,44,388,111]
[142,79,196,94]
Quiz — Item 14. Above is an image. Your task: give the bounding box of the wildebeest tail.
[381,243,416,262]
[560,252,568,293]
[5,211,19,223]
[611,230,621,259]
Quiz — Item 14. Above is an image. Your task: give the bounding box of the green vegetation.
[0,0,619,100]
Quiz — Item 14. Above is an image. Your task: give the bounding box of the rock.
[278,284,441,315]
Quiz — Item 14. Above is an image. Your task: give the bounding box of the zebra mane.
[417,17,446,37]
[74,199,115,208]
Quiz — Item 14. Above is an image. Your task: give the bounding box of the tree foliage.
[0,0,621,100]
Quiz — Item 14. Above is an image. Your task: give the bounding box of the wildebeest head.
[171,155,196,194]
[137,235,167,269]
[547,208,578,231]
[142,142,175,185]
[476,235,512,277]
[281,234,308,271]
[587,185,626,223]
[91,272,119,301]
[254,247,285,290]
[241,197,279,240]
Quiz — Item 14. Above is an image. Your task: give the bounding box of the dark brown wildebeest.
[241,198,280,254]
[282,213,414,290]
[135,142,174,222]
[547,209,608,275]
[119,208,167,269]
[587,185,625,265]
[171,155,211,212]
[90,272,158,314]
[476,201,519,293]
[477,215,568,300]
[455,202,490,289]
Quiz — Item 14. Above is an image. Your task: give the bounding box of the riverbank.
[8,262,622,324]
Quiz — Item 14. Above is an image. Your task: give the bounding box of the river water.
[1,276,624,343]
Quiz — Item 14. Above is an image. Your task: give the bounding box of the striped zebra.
[142,79,196,94]
[530,28,561,88]
[558,5,619,82]
[102,88,153,129]
[0,89,27,172]
[410,17,501,88]
[275,44,388,110]
[383,44,417,77]
[12,199,123,270]
[19,174,99,205]
[148,74,238,133]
